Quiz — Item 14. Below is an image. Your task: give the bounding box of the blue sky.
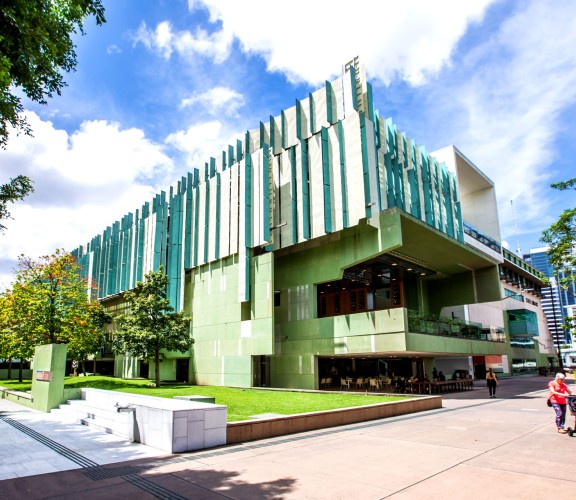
[1,0,575,288]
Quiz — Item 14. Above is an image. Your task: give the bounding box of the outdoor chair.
[340,378,350,390]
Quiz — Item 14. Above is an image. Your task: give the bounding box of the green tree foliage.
[541,177,576,332]
[4,249,109,370]
[0,0,106,147]
[113,268,193,387]
[0,175,34,232]
[541,178,576,271]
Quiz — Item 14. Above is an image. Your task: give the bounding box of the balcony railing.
[463,221,502,253]
[408,310,505,342]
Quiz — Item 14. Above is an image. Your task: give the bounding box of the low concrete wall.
[227,396,441,444]
[81,388,228,452]
[0,387,35,409]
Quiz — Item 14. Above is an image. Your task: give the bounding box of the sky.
[1,0,576,289]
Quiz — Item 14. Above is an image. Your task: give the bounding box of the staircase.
[52,398,133,440]
[50,388,228,453]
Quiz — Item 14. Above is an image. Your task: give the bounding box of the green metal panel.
[366,81,374,122]
[236,138,243,162]
[215,172,221,259]
[359,113,373,218]
[408,142,421,219]
[442,165,455,238]
[108,221,120,296]
[320,127,333,233]
[244,132,253,248]
[281,110,287,149]
[296,99,303,140]
[300,139,311,239]
[337,121,349,228]
[184,172,193,269]
[203,174,210,263]
[259,121,267,149]
[349,65,358,112]
[228,144,235,168]
[326,80,334,124]
[420,150,435,227]
[290,146,298,244]
[384,119,396,208]
[309,92,315,134]
[269,115,276,153]
[193,186,200,267]
[167,189,184,310]
[262,144,270,243]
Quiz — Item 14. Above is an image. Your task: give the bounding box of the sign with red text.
[35,370,53,381]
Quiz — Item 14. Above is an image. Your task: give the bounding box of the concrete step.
[53,400,131,439]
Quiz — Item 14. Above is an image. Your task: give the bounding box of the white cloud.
[106,44,121,55]
[134,1,494,86]
[0,113,174,288]
[443,0,576,240]
[166,120,242,171]
[197,0,495,85]
[132,20,232,63]
[181,86,245,116]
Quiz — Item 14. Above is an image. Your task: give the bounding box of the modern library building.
[73,59,555,388]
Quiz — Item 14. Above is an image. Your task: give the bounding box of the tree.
[541,177,576,271]
[541,177,576,335]
[9,249,108,368]
[0,0,106,147]
[66,301,111,375]
[0,175,34,232]
[0,290,37,381]
[113,268,193,387]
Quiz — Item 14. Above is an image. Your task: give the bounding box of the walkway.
[1,375,575,499]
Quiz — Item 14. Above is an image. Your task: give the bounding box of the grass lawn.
[0,376,408,422]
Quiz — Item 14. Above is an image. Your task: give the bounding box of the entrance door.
[252,355,270,387]
[176,359,189,382]
[139,361,149,379]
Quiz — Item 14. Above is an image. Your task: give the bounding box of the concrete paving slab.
[390,462,574,499]
[1,375,575,499]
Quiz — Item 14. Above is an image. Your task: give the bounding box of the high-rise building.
[72,59,555,386]
[524,247,575,345]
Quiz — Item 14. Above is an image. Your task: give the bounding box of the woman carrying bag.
[549,372,572,434]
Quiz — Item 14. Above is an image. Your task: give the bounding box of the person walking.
[549,372,573,433]
[486,368,498,398]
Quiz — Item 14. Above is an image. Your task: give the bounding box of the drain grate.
[84,464,150,480]
[124,474,189,500]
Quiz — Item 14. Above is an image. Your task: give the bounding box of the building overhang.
[393,210,500,277]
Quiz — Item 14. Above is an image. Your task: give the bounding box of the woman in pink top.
[549,373,572,433]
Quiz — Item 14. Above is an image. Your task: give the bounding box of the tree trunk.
[155,351,161,387]
[81,360,87,376]
[18,362,23,383]
[7,358,12,380]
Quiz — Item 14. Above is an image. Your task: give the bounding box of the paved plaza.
[1,375,575,499]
